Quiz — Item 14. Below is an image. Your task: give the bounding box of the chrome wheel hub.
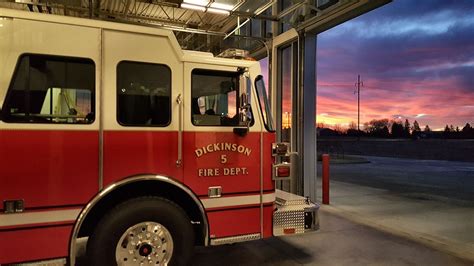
[116,221,174,265]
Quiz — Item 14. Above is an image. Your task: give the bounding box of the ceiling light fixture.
[183,0,210,6]
[181,3,206,12]
[207,7,230,15]
[209,2,234,11]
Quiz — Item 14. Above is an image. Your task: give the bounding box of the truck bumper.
[273,189,320,236]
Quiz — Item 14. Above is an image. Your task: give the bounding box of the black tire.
[87,197,194,266]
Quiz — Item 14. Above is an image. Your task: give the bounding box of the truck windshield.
[255,75,275,132]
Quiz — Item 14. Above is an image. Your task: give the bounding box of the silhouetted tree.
[424,125,431,132]
[411,120,422,139]
[333,124,345,134]
[319,127,341,137]
[444,124,452,138]
[346,128,358,137]
[365,119,390,137]
[403,119,411,137]
[363,121,369,132]
[316,122,326,129]
[391,121,404,138]
[462,123,473,138]
[412,120,421,132]
[381,126,390,138]
[462,123,472,132]
[346,121,359,137]
[348,121,357,130]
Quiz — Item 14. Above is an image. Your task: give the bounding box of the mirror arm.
[237,67,248,75]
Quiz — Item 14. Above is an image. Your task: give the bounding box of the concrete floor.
[192,209,472,265]
[325,156,474,203]
[318,156,474,261]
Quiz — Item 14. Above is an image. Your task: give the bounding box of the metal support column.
[298,32,317,201]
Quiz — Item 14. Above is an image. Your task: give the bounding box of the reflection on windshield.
[255,76,275,131]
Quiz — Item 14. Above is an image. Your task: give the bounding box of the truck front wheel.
[87,197,194,266]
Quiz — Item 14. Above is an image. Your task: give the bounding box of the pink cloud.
[316,76,474,129]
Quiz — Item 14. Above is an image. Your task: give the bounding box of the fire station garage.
[0,0,472,265]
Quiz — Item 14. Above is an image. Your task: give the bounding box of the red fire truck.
[0,8,319,265]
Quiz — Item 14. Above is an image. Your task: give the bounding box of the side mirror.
[237,72,251,127]
[234,69,251,137]
[238,92,250,124]
[240,92,248,107]
[235,96,250,136]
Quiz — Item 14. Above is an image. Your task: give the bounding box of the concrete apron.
[318,181,474,262]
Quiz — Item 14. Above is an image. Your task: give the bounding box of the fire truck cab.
[0,8,319,265]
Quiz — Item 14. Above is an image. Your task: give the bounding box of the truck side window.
[117,61,171,126]
[192,69,248,126]
[2,54,95,124]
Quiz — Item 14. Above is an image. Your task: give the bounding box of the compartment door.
[101,30,183,186]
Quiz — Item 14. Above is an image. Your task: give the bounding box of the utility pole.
[355,75,363,140]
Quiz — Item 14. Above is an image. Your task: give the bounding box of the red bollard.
[322,154,330,204]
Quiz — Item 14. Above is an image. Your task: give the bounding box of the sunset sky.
[316,0,474,130]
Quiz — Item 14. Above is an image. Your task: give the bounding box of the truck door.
[183,63,263,239]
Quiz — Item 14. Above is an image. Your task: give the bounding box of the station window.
[191,69,249,126]
[263,8,273,38]
[117,61,171,126]
[1,54,95,124]
[251,19,262,38]
[279,0,293,34]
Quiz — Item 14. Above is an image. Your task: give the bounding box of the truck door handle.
[176,94,183,167]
